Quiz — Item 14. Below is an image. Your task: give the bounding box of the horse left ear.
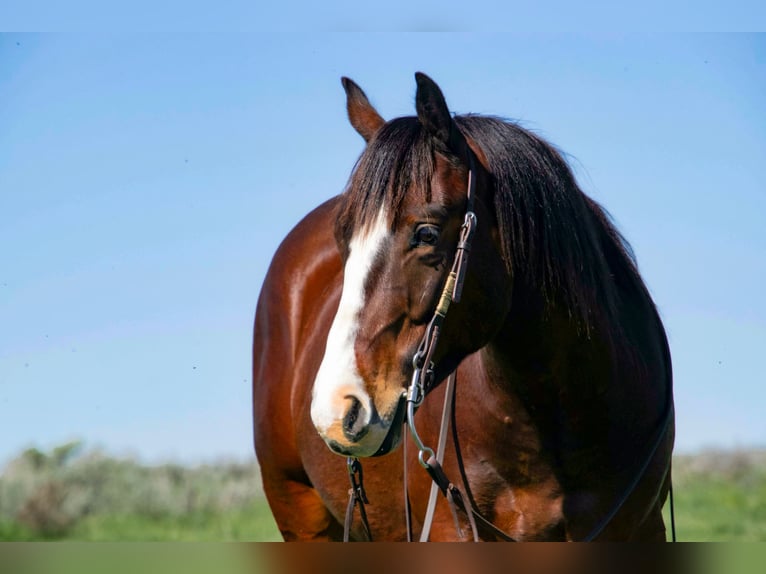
[415,72,471,162]
[342,77,385,143]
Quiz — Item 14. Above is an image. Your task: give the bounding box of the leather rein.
[343,152,676,542]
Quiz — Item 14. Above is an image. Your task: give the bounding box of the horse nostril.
[343,397,361,434]
[342,396,368,442]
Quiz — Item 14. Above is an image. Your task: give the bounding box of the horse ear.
[342,77,385,143]
[415,72,470,159]
[415,72,452,143]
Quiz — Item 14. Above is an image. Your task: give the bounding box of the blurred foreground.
[0,442,764,541]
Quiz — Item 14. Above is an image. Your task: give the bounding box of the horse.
[252,72,674,541]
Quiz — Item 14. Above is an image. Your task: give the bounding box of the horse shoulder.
[253,196,342,469]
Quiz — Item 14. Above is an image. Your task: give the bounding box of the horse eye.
[413,224,440,247]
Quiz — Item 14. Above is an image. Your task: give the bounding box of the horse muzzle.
[313,393,407,458]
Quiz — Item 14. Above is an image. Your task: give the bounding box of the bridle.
[343,149,677,542]
[406,151,478,465]
[401,149,518,541]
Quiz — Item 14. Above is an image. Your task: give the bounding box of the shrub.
[0,442,265,539]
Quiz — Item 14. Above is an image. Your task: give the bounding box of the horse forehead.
[406,153,467,211]
[345,210,390,290]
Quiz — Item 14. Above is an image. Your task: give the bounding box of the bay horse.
[253,73,674,541]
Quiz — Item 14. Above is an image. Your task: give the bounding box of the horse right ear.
[342,77,385,143]
[415,72,472,162]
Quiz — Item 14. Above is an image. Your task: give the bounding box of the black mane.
[337,114,651,332]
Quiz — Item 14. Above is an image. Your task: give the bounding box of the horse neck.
[477,281,668,470]
[484,287,586,389]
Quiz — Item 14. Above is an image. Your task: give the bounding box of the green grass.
[1,443,764,541]
[69,499,281,541]
[0,502,283,542]
[0,504,280,541]
[666,450,766,541]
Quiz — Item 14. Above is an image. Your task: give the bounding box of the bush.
[0,442,267,539]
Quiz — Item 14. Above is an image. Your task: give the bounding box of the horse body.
[253,74,673,541]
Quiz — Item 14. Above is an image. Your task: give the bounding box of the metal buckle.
[406,364,435,468]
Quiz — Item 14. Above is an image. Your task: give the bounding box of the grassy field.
[1,442,764,541]
[0,442,281,542]
[668,450,766,541]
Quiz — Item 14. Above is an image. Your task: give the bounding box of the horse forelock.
[336,117,437,243]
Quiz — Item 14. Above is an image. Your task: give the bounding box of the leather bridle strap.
[406,159,477,466]
[417,371,459,541]
[410,164,477,403]
[343,457,373,541]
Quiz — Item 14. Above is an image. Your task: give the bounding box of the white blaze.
[311,211,390,436]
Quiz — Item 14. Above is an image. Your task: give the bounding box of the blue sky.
[1,33,764,464]
[1,3,765,32]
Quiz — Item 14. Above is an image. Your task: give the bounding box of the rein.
[342,154,677,542]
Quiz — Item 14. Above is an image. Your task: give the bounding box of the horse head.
[310,73,512,457]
